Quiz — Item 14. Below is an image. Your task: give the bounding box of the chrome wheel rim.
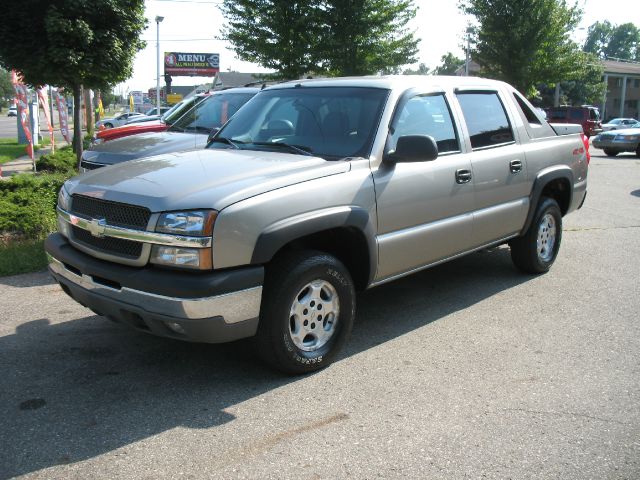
[537,213,556,262]
[289,279,340,352]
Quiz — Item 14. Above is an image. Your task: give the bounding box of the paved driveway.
[0,148,638,479]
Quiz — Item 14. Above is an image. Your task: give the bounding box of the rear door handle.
[455,169,472,184]
[510,159,523,174]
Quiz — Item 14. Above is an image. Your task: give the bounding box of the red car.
[545,105,603,137]
[94,94,209,143]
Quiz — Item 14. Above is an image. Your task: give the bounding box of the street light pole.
[155,15,164,113]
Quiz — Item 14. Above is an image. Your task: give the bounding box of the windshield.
[207,87,389,159]
[169,92,255,133]
[161,96,205,125]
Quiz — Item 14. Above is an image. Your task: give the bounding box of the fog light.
[150,245,212,269]
[165,322,186,334]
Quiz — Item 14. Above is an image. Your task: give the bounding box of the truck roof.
[264,75,513,92]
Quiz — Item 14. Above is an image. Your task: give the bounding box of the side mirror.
[207,127,220,144]
[384,135,438,163]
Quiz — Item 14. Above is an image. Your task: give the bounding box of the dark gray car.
[81,87,259,171]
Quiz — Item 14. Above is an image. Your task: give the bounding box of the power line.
[149,0,222,4]
[142,38,219,41]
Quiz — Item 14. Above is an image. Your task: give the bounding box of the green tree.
[403,63,430,75]
[220,0,419,78]
[460,0,584,95]
[220,1,319,80]
[0,68,12,109]
[584,21,640,61]
[433,52,464,75]
[0,0,146,164]
[316,0,419,76]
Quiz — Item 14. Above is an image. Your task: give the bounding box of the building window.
[635,79,640,88]
[613,98,621,108]
[616,78,622,88]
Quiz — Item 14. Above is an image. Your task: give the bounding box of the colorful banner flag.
[10,70,34,161]
[54,90,71,144]
[37,88,55,153]
[98,97,105,120]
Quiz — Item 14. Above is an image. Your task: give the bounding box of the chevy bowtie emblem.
[87,218,107,237]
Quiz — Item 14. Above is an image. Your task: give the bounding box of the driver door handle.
[510,159,523,173]
[456,169,472,184]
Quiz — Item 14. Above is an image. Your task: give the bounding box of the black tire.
[510,197,562,274]
[636,145,640,158]
[104,122,113,128]
[603,149,618,157]
[256,250,356,375]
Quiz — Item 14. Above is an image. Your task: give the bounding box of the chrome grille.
[71,226,143,259]
[71,195,151,230]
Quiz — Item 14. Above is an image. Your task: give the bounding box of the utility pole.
[155,15,164,113]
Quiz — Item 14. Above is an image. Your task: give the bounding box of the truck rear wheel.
[603,149,618,157]
[256,250,356,374]
[510,197,562,274]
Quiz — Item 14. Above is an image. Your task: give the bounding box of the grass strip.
[0,239,48,277]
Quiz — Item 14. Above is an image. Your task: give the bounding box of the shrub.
[36,146,77,174]
[0,173,68,240]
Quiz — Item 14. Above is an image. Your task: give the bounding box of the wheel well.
[541,178,570,215]
[272,227,371,291]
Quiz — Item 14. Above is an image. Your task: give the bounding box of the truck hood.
[83,131,206,165]
[67,149,350,212]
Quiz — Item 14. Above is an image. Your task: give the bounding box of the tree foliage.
[433,52,464,75]
[0,68,12,107]
[460,0,586,95]
[0,0,147,162]
[583,21,640,61]
[220,0,419,79]
[403,63,430,75]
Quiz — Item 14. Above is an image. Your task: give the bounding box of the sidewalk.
[0,146,53,178]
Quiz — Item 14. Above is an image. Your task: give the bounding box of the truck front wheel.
[510,197,562,274]
[256,250,356,374]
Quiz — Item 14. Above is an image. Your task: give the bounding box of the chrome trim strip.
[48,254,262,323]
[370,233,519,288]
[57,207,212,248]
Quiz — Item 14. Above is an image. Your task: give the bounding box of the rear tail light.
[580,133,590,165]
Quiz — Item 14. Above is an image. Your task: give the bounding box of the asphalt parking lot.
[0,148,638,479]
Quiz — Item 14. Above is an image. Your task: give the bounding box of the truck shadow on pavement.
[0,246,530,478]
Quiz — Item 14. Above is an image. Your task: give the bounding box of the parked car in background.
[592,123,640,157]
[545,105,602,137]
[96,111,145,129]
[144,106,172,116]
[81,87,259,171]
[601,118,638,132]
[8,105,17,117]
[94,96,208,143]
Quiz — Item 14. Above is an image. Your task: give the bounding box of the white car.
[8,105,17,117]
[601,118,637,132]
[95,112,144,129]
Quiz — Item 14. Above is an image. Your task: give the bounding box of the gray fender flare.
[521,165,573,234]
[251,206,377,285]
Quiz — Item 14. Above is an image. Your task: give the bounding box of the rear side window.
[513,92,541,125]
[457,92,514,149]
[569,110,583,121]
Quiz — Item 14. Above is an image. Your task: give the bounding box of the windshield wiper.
[251,142,313,156]
[209,136,243,149]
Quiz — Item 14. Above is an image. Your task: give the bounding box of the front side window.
[457,92,514,149]
[208,87,390,160]
[389,94,459,154]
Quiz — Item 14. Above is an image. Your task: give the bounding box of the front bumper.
[45,233,264,343]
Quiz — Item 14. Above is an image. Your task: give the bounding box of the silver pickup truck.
[45,76,589,374]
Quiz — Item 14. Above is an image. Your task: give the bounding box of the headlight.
[57,185,71,237]
[57,185,71,211]
[155,210,216,236]
[151,210,216,270]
